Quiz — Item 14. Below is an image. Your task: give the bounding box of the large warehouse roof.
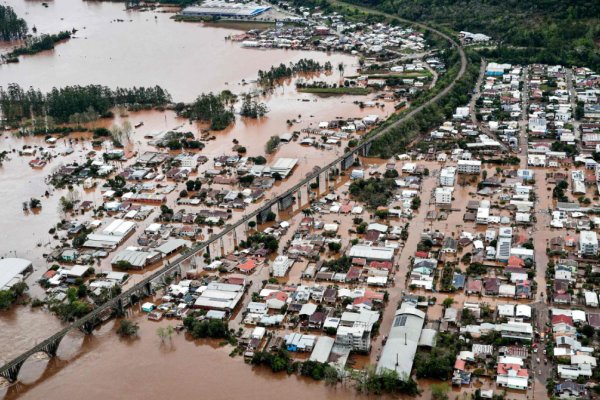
[0,258,33,290]
[377,303,425,380]
[348,245,394,261]
[181,1,271,18]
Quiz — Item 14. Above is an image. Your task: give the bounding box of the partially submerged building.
[377,303,425,380]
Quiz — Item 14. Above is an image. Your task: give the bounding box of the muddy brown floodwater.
[1,0,357,102]
[0,0,398,398]
[2,311,399,400]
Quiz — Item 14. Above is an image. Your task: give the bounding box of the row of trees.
[183,315,230,339]
[0,83,171,125]
[240,95,268,118]
[6,31,71,59]
[258,59,333,86]
[368,51,480,158]
[0,5,27,41]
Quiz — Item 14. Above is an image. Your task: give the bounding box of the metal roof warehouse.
[348,245,395,262]
[0,258,33,290]
[181,2,271,18]
[377,303,425,380]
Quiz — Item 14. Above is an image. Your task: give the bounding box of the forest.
[0,84,172,126]
[180,92,235,131]
[339,0,600,70]
[0,5,28,41]
[258,59,333,86]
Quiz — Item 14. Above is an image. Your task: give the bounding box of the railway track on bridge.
[0,9,468,383]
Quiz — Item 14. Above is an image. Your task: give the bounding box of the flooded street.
[2,311,394,400]
[0,0,394,398]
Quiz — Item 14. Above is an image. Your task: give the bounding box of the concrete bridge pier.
[80,320,95,335]
[277,193,294,212]
[296,188,302,208]
[144,281,152,296]
[318,170,327,193]
[341,152,355,170]
[41,334,65,357]
[257,207,273,225]
[359,142,372,157]
[112,297,125,317]
[0,360,25,383]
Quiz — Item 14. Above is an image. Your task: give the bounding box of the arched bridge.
[0,20,467,384]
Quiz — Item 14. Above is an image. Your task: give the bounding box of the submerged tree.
[0,5,28,41]
[117,319,140,337]
[239,94,268,118]
[157,325,175,342]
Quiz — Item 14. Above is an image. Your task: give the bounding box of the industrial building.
[194,281,245,312]
[181,1,271,18]
[111,249,161,269]
[377,303,425,380]
[270,158,298,178]
[0,258,33,290]
[84,219,137,249]
[348,245,394,262]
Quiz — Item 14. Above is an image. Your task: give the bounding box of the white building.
[0,258,33,290]
[335,310,380,352]
[457,160,481,174]
[439,167,456,186]
[435,187,453,204]
[270,158,298,178]
[271,256,294,278]
[528,117,547,134]
[180,155,198,169]
[580,231,598,256]
[348,245,394,262]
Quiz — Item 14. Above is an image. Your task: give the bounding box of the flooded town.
[0,0,599,399]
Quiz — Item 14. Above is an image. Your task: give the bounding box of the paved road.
[519,66,530,167]
[468,59,510,151]
[566,69,581,147]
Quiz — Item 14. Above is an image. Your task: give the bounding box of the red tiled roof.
[266,291,288,302]
[238,259,256,272]
[364,290,384,301]
[347,266,363,280]
[454,359,466,371]
[552,314,573,326]
[497,363,528,378]
[508,256,525,267]
[352,296,373,306]
[369,261,392,271]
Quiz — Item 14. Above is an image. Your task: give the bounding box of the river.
[0,0,398,398]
